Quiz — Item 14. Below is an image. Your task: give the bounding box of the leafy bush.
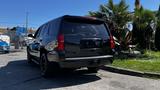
[155,20,160,50]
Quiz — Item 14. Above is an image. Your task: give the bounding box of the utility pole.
[26,12,29,34]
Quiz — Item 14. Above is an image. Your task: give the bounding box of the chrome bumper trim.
[65,55,113,60]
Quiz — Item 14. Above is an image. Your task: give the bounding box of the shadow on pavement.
[0,60,101,90]
[0,49,25,55]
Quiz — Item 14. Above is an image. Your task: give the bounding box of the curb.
[101,65,160,78]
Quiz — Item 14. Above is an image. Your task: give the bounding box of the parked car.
[27,15,115,77]
[0,34,10,53]
[24,35,34,46]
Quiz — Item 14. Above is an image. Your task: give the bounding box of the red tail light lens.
[57,34,64,51]
[110,36,115,49]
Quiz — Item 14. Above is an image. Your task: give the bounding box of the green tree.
[89,0,131,49]
[155,5,160,50]
[133,7,155,49]
[89,0,131,29]
[135,0,141,9]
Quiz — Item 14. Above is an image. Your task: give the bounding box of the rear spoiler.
[62,15,104,24]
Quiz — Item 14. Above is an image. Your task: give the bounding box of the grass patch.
[112,51,160,73]
[143,50,160,59]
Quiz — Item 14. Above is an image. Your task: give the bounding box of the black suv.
[27,15,115,76]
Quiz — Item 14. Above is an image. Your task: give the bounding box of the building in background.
[0,26,36,47]
[0,28,8,34]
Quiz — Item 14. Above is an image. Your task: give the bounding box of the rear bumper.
[59,55,113,68]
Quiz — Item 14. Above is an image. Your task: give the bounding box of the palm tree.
[89,0,131,48]
[89,0,131,27]
[155,5,160,50]
[133,6,155,49]
[135,0,141,9]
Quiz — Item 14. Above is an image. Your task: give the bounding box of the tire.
[4,51,9,53]
[87,67,99,73]
[27,49,32,63]
[40,53,51,77]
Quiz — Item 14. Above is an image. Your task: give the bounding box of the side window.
[34,28,41,39]
[39,25,48,37]
[49,21,59,37]
[39,26,45,38]
[45,24,49,36]
[48,23,53,36]
[39,25,45,37]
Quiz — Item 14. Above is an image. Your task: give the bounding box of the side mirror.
[28,34,34,38]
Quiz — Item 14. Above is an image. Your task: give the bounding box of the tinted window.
[48,19,61,40]
[34,28,41,38]
[61,21,110,39]
[39,25,49,37]
[48,22,57,36]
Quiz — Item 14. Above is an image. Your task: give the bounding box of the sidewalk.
[10,46,26,52]
[101,65,160,78]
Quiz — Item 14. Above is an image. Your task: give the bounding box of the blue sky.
[0,0,159,29]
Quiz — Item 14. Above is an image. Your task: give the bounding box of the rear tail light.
[110,36,115,49]
[57,34,64,51]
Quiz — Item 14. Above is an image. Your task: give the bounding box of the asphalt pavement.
[0,48,160,90]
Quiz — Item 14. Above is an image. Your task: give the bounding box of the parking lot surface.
[0,49,160,90]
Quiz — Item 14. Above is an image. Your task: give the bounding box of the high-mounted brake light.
[84,16,97,20]
[57,34,64,51]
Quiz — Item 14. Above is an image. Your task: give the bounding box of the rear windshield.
[61,21,110,39]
